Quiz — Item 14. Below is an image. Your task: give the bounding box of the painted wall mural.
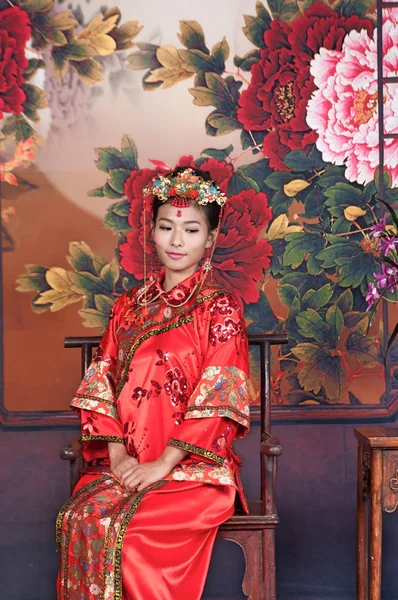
[1,0,397,423]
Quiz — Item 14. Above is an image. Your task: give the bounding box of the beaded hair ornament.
[137,168,227,309]
[142,167,227,208]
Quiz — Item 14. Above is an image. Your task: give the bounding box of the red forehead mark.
[177,209,182,217]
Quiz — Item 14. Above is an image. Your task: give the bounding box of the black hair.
[151,167,222,231]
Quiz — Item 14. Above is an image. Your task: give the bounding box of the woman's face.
[152,202,214,276]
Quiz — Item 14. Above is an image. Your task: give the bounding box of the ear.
[205,229,216,249]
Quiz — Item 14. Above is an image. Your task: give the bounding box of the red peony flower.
[0,6,31,119]
[119,167,156,279]
[212,188,273,304]
[237,2,373,170]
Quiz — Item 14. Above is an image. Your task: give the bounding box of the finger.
[119,465,141,485]
[123,473,142,490]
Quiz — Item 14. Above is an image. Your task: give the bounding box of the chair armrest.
[60,437,82,461]
[261,433,282,457]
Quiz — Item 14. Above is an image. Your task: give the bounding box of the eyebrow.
[158,217,201,225]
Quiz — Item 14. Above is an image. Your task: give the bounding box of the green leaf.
[71,58,103,85]
[242,4,271,48]
[296,309,332,346]
[211,37,230,72]
[103,181,123,199]
[283,150,313,172]
[94,294,115,316]
[324,356,347,402]
[302,186,326,219]
[178,21,209,53]
[318,165,347,189]
[206,111,241,136]
[126,43,161,70]
[104,204,130,232]
[331,0,376,18]
[233,49,261,71]
[180,49,218,73]
[283,232,323,269]
[280,272,326,294]
[34,289,81,312]
[100,261,119,290]
[278,283,300,307]
[93,253,108,274]
[301,284,333,310]
[95,145,127,173]
[67,241,96,275]
[267,0,299,20]
[87,186,105,197]
[18,0,54,12]
[201,145,234,161]
[292,343,332,395]
[121,134,139,171]
[244,291,279,333]
[346,319,380,367]
[238,159,272,192]
[15,265,49,293]
[78,308,109,329]
[264,172,302,190]
[269,190,291,217]
[326,305,344,347]
[344,311,368,329]
[69,271,109,295]
[307,253,324,276]
[112,200,130,217]
[227,171,259,195]
[108,168,131,194]
[21,83,48,122]
[23,58,46,82]
[337,289,354,314]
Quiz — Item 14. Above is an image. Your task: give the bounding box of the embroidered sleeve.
[70,294,127,460]
[168,417,238,465]
[184,292,251,437]
[80,411,125,461]
[70,294,126,420]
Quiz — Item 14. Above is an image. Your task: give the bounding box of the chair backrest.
[64,332,288,508]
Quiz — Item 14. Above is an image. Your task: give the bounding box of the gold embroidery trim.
[185,404,250,424]
[115,314,194,397]
[81,434,125,444]
[113,480,168,599]
[168,438,224,465]
[73,393,116,407]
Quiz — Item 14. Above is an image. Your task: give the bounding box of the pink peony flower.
[306,8,398,187]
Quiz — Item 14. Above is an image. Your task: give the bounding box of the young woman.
[57,167,251,600]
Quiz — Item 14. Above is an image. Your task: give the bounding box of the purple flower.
[365,282,381,311]
[369,214,387,238]
[380,236,398,256]
[374,263,398,290]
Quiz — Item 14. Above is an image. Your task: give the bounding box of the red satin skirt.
[57,472,235,600]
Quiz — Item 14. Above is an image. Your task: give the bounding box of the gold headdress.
[142,167,227,207]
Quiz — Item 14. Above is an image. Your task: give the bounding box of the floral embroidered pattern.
[82,414,99,435]
[186,365,250,436]
[57,474,167,600]
[210,317,244,345]
[164,367,189,407]
[212,426,232,452]
[169,461,235,487]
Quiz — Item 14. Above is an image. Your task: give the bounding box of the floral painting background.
[1,0,397,419]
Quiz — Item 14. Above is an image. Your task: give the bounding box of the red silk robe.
[57,268,251,600]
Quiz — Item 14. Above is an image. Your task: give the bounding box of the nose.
[170,229,183,247]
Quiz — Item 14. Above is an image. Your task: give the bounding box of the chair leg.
[262,528,277,600]
[217,530,264,600]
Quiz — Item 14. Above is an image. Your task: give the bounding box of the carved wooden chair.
[61,332,288,600]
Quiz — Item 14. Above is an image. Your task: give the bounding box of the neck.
[162,265,199,292]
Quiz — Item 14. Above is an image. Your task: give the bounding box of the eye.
[186,229,199,234]
[159,226,172,231]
